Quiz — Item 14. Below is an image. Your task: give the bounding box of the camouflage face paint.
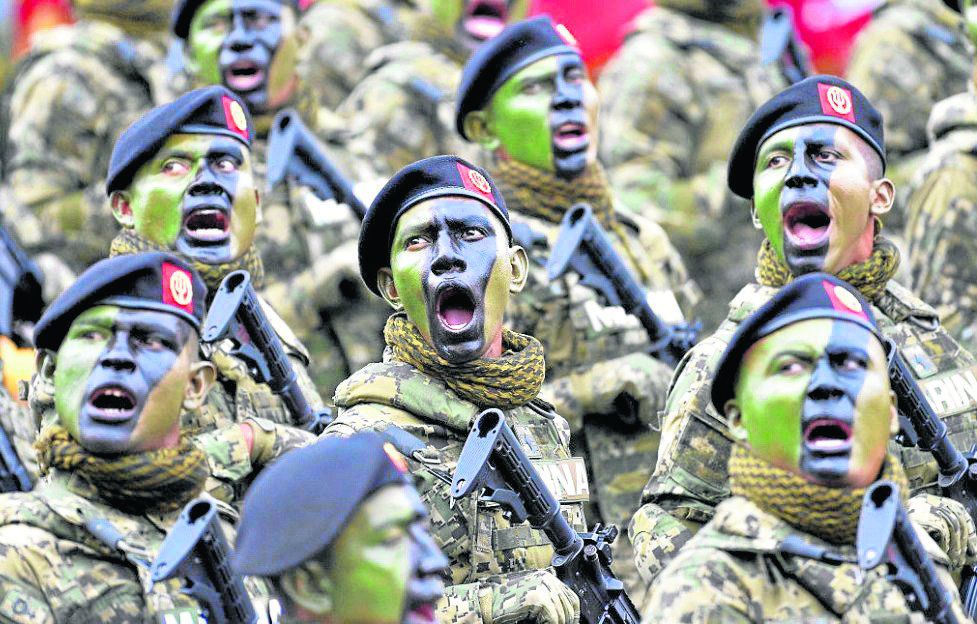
[126,133,258,264]
[429,0,529,50]
[329,484,447,624]
[488,53,599,179]
[187,0,299,116]
[753,124,879,276]
[54,306,197,455]
[389,198,513,363]
[734,317,892,487]
[963,0,977,47]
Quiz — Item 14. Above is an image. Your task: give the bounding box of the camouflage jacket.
[0,20,169,283]
[643,496,964,623]
[0,471,277,624]
[904,87,977,354]
[324,358,589,586]
[595,5,783,329]
[632,279,977,583]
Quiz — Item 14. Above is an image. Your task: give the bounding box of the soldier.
[0,0,176,295]
[633,75,977,587]
[0,252,278,622]
[26,86,320,507]
[234,433,449,623]
[847,0,972,217]
[903,1,977,353]
[596,0,784,330]
[324,155,583,624]
[454,16,699,602]
[172,0,387,397]
[644,272,971,622]
[336,0,529,177]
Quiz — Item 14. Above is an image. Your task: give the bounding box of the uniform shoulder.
[727,282,778,323]
[875,280,940,324]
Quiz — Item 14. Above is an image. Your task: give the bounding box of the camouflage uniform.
[0,386,37,485]
[0,17,171,294]
[847,0,972,223]
[904,85,977,354]
[632,279,977,584]
[0,471,277,623]
[323,359,590,618]
[596,0,784,330]
[643,496,965,623]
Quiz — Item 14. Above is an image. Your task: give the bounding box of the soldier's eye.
[247,12,277,29]
[461,228,486,242]
[406,236,429,251]
[766,155,789,169]
[162,160,191,176]
[565,67,585,83]
[77,329,107,341]
[815,150,839,164]
[775,357,808,375]
[214,158,238,173]
[836,354,867,372]
[521,81,544,95]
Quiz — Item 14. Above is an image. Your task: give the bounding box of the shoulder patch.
[0,588,49,624]
[876,280,939,324]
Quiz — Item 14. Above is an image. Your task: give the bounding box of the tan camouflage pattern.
[0,381,39,484]
[324,358,587,621]
[596,4,784,330]
[440,569,580,624]
[633,279,977,584]
[904,88,977,354]
[1,20,171,285]
[906,493,977,571]
[643,496,967,623]
[0,471,278,623]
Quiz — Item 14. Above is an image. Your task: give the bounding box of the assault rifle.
[151,498,258,624]
[887,343,977,615]
[857,481,963,624]
[203,270,332,434]
[547,203,698,367]
[451,409,640,624]
[760,6,812,85]
[266,108,367,220]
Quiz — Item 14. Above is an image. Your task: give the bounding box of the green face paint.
[329,484,446,624]
[487,54,599,178]
[187,0,230,86]
[54,306,197,455]
[124,133,258,264]
[752,124,879,276]
[733,318,892,487]
[963,0,977,47]
[389,198,514,363]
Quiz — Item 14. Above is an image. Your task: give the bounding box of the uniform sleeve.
[0,525,57,624]
[641,549,755,624]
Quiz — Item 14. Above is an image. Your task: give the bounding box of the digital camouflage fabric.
[847,0,972,224]
[904,84,977,354]
[596,1,784,330]
[0,471,277,623]
[632,267,977,585]
[0,19,172,296]
[643,495,967,622]
[323,357,589,623]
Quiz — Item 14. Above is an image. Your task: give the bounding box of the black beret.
[106,86,253,195]
[727,75,885,199]
[359,155,512,296]
[944,0,961,12]
[34,252,208,351]
[710,273,881,414]
[456,16,580,139]
[171,0,301,40]
[233,433,411,576]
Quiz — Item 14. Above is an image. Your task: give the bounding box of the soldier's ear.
[183,360,216,411]
[110,192,135,228]
[377,268,403,311]
[888,390,899,437]
[279,561,334,615]
[725,401,748,442]
[750,201,763,230]
[869,177,894,216]
[463,111,501,152]
[508,245,529,294]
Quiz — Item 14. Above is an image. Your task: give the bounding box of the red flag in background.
[14,0,73,58]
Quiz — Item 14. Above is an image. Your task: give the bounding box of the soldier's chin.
[799,453,851,488]
[552,149,589,181]
[175,236,234,265]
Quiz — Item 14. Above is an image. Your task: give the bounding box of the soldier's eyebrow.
[207,142,244,162]
[157,149,196,161]
[446,213,493,232]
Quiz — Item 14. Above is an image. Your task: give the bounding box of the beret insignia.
[223,96,250,141]
[383,442,409,474]
[818,83,855,122]
[458,162,495,202]
[555,23,578,47]
[163,262,195,313]
[825,280,868,321]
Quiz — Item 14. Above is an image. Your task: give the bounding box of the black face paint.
[78,310,194,455]
[798,319,872,485]
[403,494,449,624]
[219,0,284,114]
[415,202,500,364]
[176,136,243,264]
[779,126,839,275]
[549,54,590,180]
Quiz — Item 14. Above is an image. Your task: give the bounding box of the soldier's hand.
[486,570,579,624]
[907,494,977,570]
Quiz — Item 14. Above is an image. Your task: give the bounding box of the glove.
[907,493,977,570]
[485,570,579,624]
[629,502,695,585]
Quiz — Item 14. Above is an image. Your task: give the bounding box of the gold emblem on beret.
[229,100,248,133]
[468,169,492,194]
[826,86,852,116]
[833,285,862,314]
[169,270,193,307]
[383,442,409,473]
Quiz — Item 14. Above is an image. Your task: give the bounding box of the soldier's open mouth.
[88,385,137,423]
[436,286,476,331]
[803,418,852,454]
[463,0,508,41]
[404,604,437,624]
[553,122,589,152]
[184,209,230,244]
[225,60,266,92]
[784,202,832,250]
